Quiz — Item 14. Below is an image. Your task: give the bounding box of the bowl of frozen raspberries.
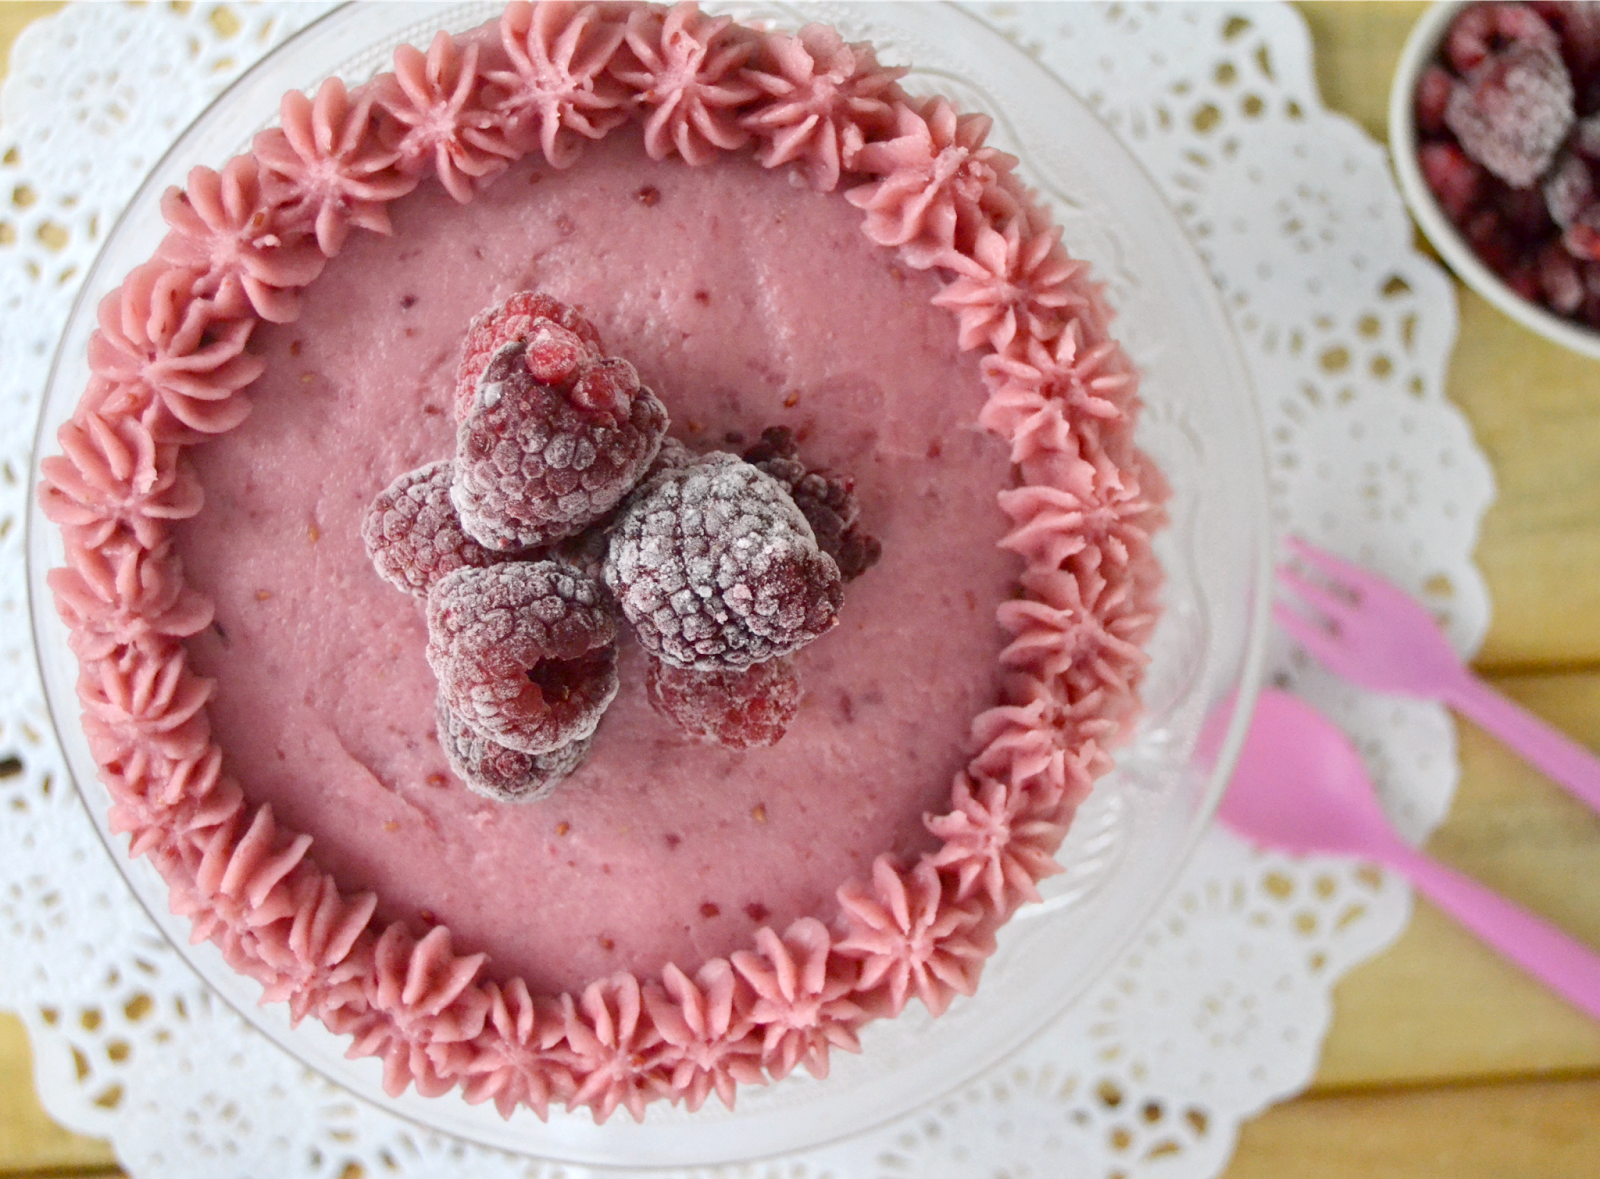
[1391,0,1600,356]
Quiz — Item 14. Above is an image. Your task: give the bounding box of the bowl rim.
[1386,0,1600,360]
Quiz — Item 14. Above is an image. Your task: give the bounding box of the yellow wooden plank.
[1294,1,1426,143]
[1224,1076,1600,1179]
[1449,301,1600,672]
[0,3,64,75]
[0,1013,119,1174]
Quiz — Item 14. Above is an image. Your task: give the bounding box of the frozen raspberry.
[426,561,620,754]
[1566,203,1600,258]
[455,292,605,420]
[648,435,697,475]
[1416,64,1458,135]
[436,696,591,803]
[362,461,505,596]
[1420,140,1485,222]
[1531,1,1600,80]
[741,426,881,582]
[1544,151,1596,226]
[1538,239,1588,310]
[1500,175,1557,235]
[1446,3,1562,74]
[1576,112,1600,158]
[604,453,844,670]
[453,339,669,551]
[1465,207,1519,274]
[1445,37,1575,188]
[645,655,802,749]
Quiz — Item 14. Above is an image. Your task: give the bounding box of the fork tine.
[1278,565,1360,623]
[1284,535,1377,595]
[1273,600,1350,666]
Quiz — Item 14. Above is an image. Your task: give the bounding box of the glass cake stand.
[26,1,1272,1168]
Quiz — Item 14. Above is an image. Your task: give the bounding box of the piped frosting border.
[39,0,1165,1123]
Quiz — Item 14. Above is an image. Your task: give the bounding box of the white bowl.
[1388,0,1600,359]
[28,1,1271,1166]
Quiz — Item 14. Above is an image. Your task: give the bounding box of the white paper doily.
[0,4,1494,1178]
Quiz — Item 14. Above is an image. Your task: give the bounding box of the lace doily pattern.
[0,3,1490,1178]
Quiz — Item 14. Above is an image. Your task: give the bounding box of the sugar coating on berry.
[1421,141,1486,222]
[742,426,882,581]
[1544,151,1595,227]
[362,461,504,596]
[426,561,620,754]
[648,436,698,475]
[604,452,844,670]
[436,696,591,803]
[1445,38,1575,188]
[645,656,802,749]
[1416,64,1458,135]
[455,292,604,420]
[453,340,669,552]
[1447,2,1562,74]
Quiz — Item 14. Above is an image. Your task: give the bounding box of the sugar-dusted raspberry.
[1575,112,1600,159]
[426,561,620,754]
[1420,140,1485,222]
[1445,37,1575,188]
[1464,206,1519,274]
[648,435,698,475]
[1446,2,1562,75]
[1416,64,1458,135]
[548,526,612,582]
[1543,151,1596,226]
[362,461,504,596]
[436,696,591,803]
[453,340,669,551]
[645,655,802,749]
[455,291,605,420]
[604,453,844,670]
[1567,204,1600,259]
[1538,239,1587,311]
[742,426,881,581]
[1531,0,1600,79]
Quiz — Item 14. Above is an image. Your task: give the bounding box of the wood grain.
[1223,1076,1600,1179]
[0,1014,118,1174]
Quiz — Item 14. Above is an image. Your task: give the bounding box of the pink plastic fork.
[1275,536,1600,816]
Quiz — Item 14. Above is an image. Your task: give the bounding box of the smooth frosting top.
[40,0,1165,1124]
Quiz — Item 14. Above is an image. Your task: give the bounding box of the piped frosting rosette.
[38,0,1166,1123]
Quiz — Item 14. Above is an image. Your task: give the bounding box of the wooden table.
[3,3,1597,1176]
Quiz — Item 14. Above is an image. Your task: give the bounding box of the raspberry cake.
[39,1,1166,1122]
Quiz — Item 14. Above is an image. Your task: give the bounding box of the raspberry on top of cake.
[40,0,1166,1123]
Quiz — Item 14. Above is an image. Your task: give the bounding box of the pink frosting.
[740,24,904,192]
[613,4,758,165]
[486,0,631,167]
[40,1,1169,1123]
[254,77,415,257]
[846,98,1018,267]
[155,157,326,324]
[376,32,519,204]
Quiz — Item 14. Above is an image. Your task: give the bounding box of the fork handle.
[1390,844,1600,1022]
[1445,673,1600,815]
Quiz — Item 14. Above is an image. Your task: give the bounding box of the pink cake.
[40,1,1165,1121]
